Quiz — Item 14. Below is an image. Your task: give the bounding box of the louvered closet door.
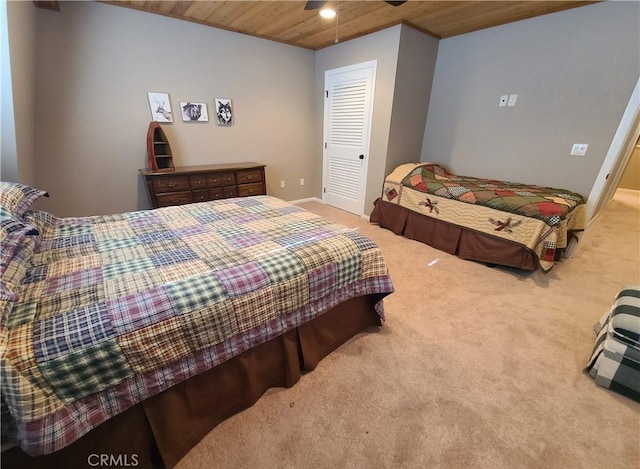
[323,61,376,215]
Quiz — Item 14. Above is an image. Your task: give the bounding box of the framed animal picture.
[147,92,173,123]
[215,98,233,126]
[180,102,209,122]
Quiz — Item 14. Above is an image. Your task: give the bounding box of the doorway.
[586,77,640,224]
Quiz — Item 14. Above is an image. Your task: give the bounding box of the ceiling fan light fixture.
[319,8,336,19]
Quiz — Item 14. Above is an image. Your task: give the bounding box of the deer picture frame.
[147,92,173,123]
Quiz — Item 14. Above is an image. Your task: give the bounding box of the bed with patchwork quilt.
[0,183,393,467]
[370,163,586,272]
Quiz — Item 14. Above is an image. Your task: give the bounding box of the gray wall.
[1,1,36,186]
[0,1,17,182]
[421,1,640,197]
[315,25,401,215]
[33,1,315,217]
[386,25,438,176]
[9,1,638,216]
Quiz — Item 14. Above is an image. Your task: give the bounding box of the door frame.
[586,77,640,225]
[322,60,377,216]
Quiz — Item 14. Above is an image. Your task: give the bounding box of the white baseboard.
[289,197,323,205]
[616,188,640,196]
[289,198,370,221]
[563,235,580,258]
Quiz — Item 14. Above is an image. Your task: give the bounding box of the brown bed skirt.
[3,295,383,469]
[370,198,539,271]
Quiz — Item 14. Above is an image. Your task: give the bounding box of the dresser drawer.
[207,172,236,187]
[156,192,193,207]
[237,183,265,197]
[189,175,209,190]
[192,190,210,203]
[210,186,237,199]
[236,169,263,184]
[152,176,190,193]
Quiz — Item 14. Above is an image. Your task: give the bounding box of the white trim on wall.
[289,197,323,205]
[586,77,640,225]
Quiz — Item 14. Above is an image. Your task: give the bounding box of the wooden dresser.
[140,162,266,209]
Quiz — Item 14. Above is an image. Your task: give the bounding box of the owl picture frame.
[215,98,233,126]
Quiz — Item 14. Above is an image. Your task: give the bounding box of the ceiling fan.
[304,1,407,10]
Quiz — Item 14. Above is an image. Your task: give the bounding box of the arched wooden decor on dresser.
[146,121,175,172]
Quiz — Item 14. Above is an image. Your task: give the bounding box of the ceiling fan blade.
[384,1,407,6]
[304,1,327,10]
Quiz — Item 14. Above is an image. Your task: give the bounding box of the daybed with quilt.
[0,183,394,468]
[370,162,586,272]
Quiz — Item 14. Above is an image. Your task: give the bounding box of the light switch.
[570,143,588,156]
[507,94,517,106]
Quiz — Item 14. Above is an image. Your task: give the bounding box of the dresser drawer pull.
[167,182,177,188]
[212,178,218,183]
[249,189,255,193]
[226,177,232,182]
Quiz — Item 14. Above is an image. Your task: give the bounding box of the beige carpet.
[177,189,640,469]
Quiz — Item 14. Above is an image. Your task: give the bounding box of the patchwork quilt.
[381,163,586,271]
[401,163,585,224]
[0,196,393,455]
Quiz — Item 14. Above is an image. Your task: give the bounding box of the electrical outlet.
[280,180,285,188]
[299,178,305,186]
[507,94,517,106]
[499,95,508,107]
[570,143,588,156]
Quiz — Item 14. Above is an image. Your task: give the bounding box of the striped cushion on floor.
[586,286,640,402]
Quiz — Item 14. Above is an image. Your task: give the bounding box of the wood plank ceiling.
[54,1,597,50]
